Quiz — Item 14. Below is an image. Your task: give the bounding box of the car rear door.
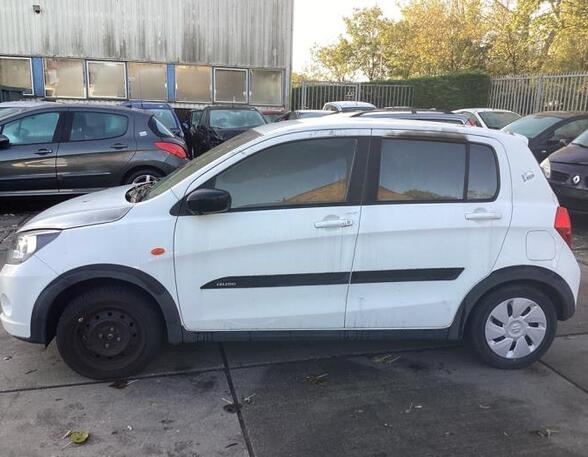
[0,109,65,193]
[174,130,369,331]
[345,133,512,329]
[56,109,136,191]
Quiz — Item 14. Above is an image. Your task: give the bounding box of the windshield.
[144,129,262,200]
[149,108,178,131]
[478,111,520,129]
[572,129,588,148]
[503,114,561,138]
[209,110,265,130]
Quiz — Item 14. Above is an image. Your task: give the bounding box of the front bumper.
[550,183,588,212]
[0,256,58,341]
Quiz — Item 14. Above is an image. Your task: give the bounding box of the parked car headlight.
[6,230,61,265]
[540,158,551,179]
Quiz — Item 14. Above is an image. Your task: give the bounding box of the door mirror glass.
[186,188,231,215]
[0,134,9,149]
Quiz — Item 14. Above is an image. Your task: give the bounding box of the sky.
[292,0,402,73]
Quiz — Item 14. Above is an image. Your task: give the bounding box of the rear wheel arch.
[31,264,183,345]
[449,265,575,340]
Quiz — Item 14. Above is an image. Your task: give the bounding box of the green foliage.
[306,1,588,81]
[400,72,491,109]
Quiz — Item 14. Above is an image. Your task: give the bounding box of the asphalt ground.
[1,197,587,457]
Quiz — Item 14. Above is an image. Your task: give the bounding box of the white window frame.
[127,61,168,102]
[86,60,128,99]
[249,68,284,106]
[43,57,87,99]
[0,56,34,95]
[213,67,248,104]
[175,65,213,103]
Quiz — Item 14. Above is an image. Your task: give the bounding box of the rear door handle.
[34,148,53,155]
[314,219,353,228]
[110,143,128,150]
[465,211,502,221]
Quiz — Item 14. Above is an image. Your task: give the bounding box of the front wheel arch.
[31,265,183,346]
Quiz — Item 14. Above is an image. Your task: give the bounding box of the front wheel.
[124,168,163,186]
[467,285,557,369]
[56,286,163,380]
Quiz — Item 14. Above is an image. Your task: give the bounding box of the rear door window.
[69,112,128,141]
[374,138,498,203]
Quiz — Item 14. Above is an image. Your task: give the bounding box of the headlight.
[540,158,551,179]
[6,230,61,265]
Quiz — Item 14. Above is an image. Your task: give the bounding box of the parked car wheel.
[124,168,163,186]
[56,286,163,380]
[467,285,557,369]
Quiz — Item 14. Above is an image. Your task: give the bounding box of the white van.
[0,117,580,379]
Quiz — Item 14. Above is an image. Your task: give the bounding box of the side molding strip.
[201,268,464,289]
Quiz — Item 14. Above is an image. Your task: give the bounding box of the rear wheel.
[467,285,557,369]
[124,168,163,186]
[56,286,163,380]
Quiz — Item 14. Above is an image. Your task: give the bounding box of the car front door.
[0,110,64,193]
[345,134,512,329]
[174,131,368,331]
[56,109,135,191]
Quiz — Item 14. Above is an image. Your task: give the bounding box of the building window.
[250,69,283,105]
[44,58,85,98]
[0,57,33,95]
[214,68,247,103]
[86,61,127,99]
[176,65,211,102]
[128,62,167,101]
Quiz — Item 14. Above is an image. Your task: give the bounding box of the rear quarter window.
[148,116,175,138]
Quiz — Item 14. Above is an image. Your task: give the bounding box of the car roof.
[533,111,588,118]
[324,101,376,109]
[0,102,143,118]
[296,109,329,113]
[0,100,55,108]
[455,108,518,114]
[204,105,262,111]
[355,110,468,123]
[252,115,521,144]
[122,100,173,109]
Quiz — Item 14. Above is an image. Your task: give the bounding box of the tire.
[56,286,163,380]
[124,168,163,186]
[467,285,557,369]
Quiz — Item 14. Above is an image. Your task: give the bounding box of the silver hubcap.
[132,174,159,185]
[485,297,547,359]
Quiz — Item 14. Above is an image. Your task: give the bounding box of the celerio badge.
[573,175,581,185]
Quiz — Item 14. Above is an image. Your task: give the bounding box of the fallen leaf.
[531,428,559,440]
[371,354,401,364]
[69,430,89,444]
[3,356,12,361]
[225,443,239,449]
[25,369,37,375]
[479,404,491,409]
[109,379,138,389]
[223,402,242,414]
[305,373,329,386]
[242,393,256,404]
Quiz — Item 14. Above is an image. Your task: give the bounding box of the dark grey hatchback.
[0,104,188,196]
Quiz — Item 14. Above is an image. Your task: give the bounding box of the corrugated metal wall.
[0,0,293,69]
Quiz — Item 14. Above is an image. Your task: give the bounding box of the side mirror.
[186,188,231,215]
[0,134,9,149]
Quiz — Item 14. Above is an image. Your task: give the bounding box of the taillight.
[555,206,572,247]
[154,141,187,159]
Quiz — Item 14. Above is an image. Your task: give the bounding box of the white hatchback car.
[0,117,580,379]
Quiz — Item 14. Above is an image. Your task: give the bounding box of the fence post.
[356,83,361,101]
[301,82,307,109]
[534,75,544,114]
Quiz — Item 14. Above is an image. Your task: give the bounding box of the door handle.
[34,148,53,155]
[314,219,353,229]
[465,211,502,221]
[110,143,128,150]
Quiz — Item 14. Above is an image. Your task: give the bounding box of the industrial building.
[0,0,294,108]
